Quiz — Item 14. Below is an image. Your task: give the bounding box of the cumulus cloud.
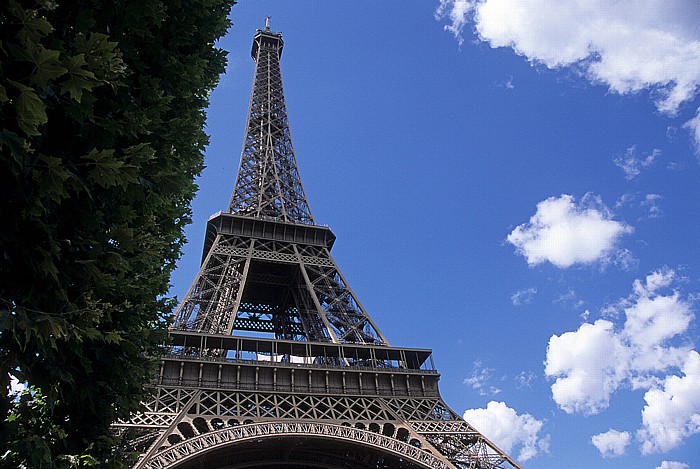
[613,146,661,180]
[591,429,631,457]
[545,268,699,453]
[463,401,549,461]
[656,462,690,469]
[507,194,632,268]
[545,319,625,414]
[435,0,700,116]
[545,268,694,415]
[511,287,536,306]
[638,350,700,454]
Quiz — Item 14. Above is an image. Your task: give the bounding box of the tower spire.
[228,23,314,225]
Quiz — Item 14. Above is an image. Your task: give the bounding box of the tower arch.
[141,422,446,469]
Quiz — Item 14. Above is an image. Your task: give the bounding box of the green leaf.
[9,0,54,45]
[105,332,123,345]
[8,80,47,136]
[60,53,98,102]
[74,33,126,83]
[8,41,67,88]
[32,154,70,202]
[31,47,67,88]
[81,148,124,188]
[38,253,59,281]
[1,1,234,465]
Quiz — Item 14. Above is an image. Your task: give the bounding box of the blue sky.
[170,1,700,467]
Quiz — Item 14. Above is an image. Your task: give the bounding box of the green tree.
[0,0,233,465]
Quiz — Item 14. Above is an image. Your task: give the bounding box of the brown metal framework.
[228,23,313,224]
[119,21,522,469]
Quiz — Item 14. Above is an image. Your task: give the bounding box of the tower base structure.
[118,216,520,469]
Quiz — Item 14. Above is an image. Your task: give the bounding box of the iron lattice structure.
[119,22,522,469]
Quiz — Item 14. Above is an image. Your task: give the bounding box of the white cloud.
[545,319,625,414]
[464,360,501,395]
[656,461,690,469]
[615,193,635,209]
[511,287,536,306]
[683,107,700,155]
[642,194,663,218]
[435,0,700,116]
[614,249,639,272]
[635,268,676,295]
[496,75,515,90]
[463,401,549,461]
[624,294,691,353]
[507,194,632,268]
[614,146,660,180]
[545,268,695,416]
[638,350,700,454]
[555,288,584,309]
[516,371,536,388]
[591,429,631,457]
[614,192,665,221]
[434,0,474,47]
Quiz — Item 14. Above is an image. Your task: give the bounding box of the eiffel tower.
[119,20,522,469]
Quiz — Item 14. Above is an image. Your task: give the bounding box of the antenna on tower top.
[265,16,271,30]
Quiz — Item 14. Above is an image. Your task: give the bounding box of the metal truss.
[172,226,386,346]
[228,25,313,225]
[120,384,520,469]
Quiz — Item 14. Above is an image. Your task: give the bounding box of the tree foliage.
[0,0,233,465]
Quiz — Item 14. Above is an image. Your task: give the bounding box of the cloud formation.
[683,108,700,155]
[555,288,584,309]
[464,360,502,396]
[591,429,631,457]
[516,371,535,388]
[656,462,690,469]
[507,194,632,268]
[613,146,660,180]
[545,269,693,414]
[614,192,664,221]
[435,0,700,116]
[511,287,536,306]
[545,319,624,414]
[638,350,700,454]
[545,269,699,453]
[463,401,549,461]
[642,194,664,219]
[436,1,700,155]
